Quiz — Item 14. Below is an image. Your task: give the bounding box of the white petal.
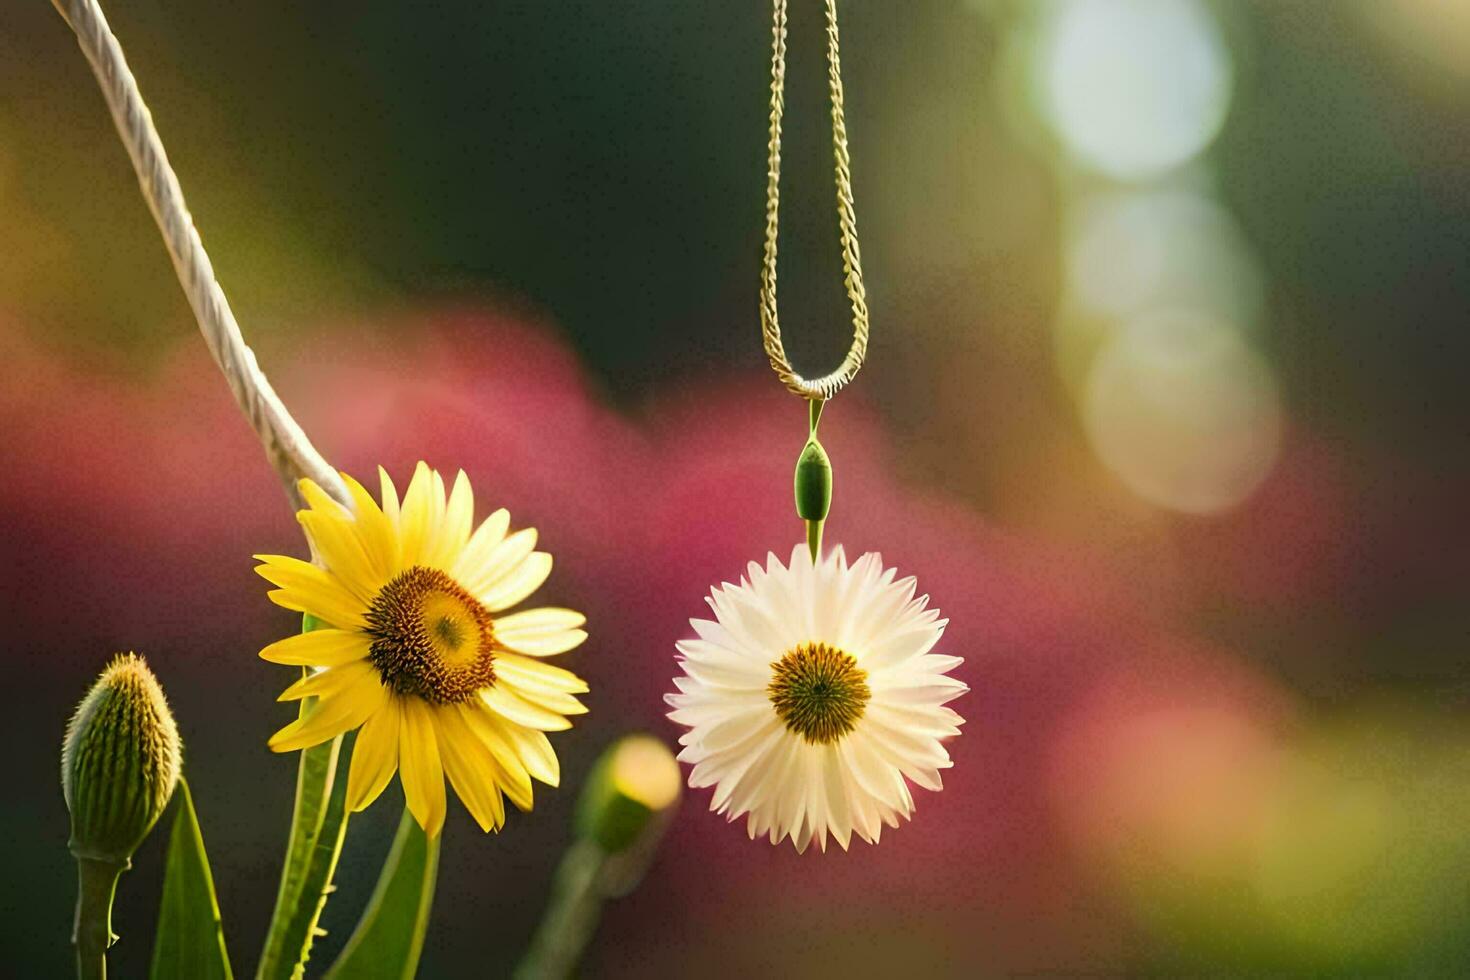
[666,545,959,851]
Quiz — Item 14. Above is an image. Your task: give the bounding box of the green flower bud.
[62,654,182,866]
[794,438,833,522]
[575,734,681,854]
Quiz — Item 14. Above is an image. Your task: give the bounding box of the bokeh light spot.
[610,734,682,811]
[1066,189,1265,329]
[1083,312,1282,514]
[1034,0,1233,180]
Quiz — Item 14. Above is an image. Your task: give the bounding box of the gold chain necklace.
[759,0,871,403]
[758,0,872,558]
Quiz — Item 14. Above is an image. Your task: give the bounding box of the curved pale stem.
[49,6,358,977]
[48,0,347,510]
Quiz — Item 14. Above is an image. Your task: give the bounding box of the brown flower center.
[364,566,496,704]
[768,641,871,745]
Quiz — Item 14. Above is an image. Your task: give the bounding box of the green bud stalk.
[518,735,680,980]
[62,654,182,979]
[575,734,682,854]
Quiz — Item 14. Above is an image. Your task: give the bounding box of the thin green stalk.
[801,398,829,562]
[254,733,350,980]
[73,857,125,980]
[523,736,679,978]
[514,840,608,980]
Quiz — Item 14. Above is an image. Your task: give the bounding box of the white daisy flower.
[666,545,966,852]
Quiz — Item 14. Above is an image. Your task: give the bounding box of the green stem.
[255,732,350,980]
[73,857,125,980]
[806,398,827,562]
[257,625,353,980]
[514,840,608,980]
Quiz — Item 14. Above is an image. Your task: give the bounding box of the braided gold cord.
[760,0,871,402]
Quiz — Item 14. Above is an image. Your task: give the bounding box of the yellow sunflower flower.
[255,462,588,837]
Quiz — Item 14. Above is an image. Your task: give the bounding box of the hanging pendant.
[665,0,967,852]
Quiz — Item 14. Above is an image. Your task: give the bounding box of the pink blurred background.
[5,303,1466,975]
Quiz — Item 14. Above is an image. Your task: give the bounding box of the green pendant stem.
[806,520,824,563]
[73,856,125,980]
[802,398,828,563]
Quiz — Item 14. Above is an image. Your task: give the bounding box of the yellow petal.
[400,698,447,837]
[460,528,537,597]
[457,703,534,810]
[498,629,587,658]
[426,469,449,559]
[267,674,386,753]
[480,683,572,732]
[480,553,554,612]
[255,554,365,609]
[265,585,366,632]
[435,704,507,832]
[496,659,587,715]
[493,607,587,656]
[298,511,379,602]
[398,462,436,569]
[424,469,474,570]
[493,653,589,694]
[277,659,375,702]
[341,471,400,578]
[496,722,560,788]
[495,607,586,633]
[259,629,371,667]
[298,477,352,520]
[346,697,400,812]
[503,683,586,718]
[378,466,402,535]
[451,508,511,586]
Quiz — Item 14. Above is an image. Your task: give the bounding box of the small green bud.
[575,734,681,854]
[794,438,833,522]
[62,654,182,865]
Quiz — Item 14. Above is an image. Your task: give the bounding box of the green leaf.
[150,778,233,980]
[255,614,353,980]
[325,808,441,980]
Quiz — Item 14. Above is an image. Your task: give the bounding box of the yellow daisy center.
[768,641,871,745]
[364,566,496,704]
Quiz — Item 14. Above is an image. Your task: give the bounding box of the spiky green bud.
[62,654,182,866]
[575,734,681,854]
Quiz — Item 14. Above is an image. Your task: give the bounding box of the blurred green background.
[2,1,1468,976]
